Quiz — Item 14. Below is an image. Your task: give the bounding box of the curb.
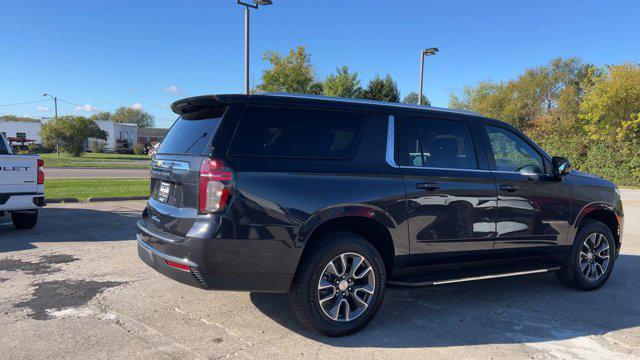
[46,198,80,204]
[46,196,148,203]
[87,196,149,202]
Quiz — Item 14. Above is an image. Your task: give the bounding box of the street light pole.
[237,0,273,95]
[245,6,250,95]
[418,47,439,106]
[43,93,58,119]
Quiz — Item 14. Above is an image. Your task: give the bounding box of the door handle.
[500,184,519,192]
[416,182,440,191]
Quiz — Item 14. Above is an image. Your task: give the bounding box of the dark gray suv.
[137,93,623,336]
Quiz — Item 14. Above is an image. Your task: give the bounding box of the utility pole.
[43,93,59,155]
[418,47,439,106]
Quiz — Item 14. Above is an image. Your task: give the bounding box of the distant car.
[137,93,623,336]
[0,133,45,229]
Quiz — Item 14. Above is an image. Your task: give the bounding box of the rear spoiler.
[171,95,248,115]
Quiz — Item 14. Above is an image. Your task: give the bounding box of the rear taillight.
[37,159,45,185]
[198,158,234,213]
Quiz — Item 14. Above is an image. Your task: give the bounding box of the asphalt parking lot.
[1,197,639,359]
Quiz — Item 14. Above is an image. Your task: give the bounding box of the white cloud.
[163,85,182,94]
[74,104,97,112]
[36,106,50,112]
[129,102,143,110]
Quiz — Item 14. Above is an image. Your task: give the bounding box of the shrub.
[90,140,107,153]
[133,143,146,155]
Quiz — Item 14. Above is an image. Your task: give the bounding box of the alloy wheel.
[317,252,375,322]
[579,232,610,282]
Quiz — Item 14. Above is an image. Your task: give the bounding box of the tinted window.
[403,117,478,169]
[158,107,225,155]
[229,106,364,159]
[0,136,9,155]
[485,125,544,174]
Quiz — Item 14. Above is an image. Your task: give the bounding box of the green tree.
[110,107,154,128]
[89,111,112,121]
[402,92,430,106]
[580,64,640,143]
[449,58,593,130]
[40,116,107,156]
[0,115,40,122]
[257,46,318,94]
[323,66,362,98]
[361,74,400,102]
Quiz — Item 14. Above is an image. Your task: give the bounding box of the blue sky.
[1,0,638,128]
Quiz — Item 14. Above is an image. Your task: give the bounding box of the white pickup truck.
[0,133,45,229]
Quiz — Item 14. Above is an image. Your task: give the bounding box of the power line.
[0,99,49,107]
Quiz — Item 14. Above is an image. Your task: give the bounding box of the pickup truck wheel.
[557,220,615,290]
[11,210,38,229]
[289,232,386,337]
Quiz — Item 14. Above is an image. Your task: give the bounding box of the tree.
[0,115,39,122]
[110,107,154,128]
[361,74,400,102]
[40,116,107,156]
[402,92,430,106]
[89,111,112,121]
[449,58,594,130]
[323,66,362,98]
[257,46,318,94]
[580,64,640,143]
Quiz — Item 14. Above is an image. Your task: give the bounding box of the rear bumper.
[0,193,45,211]
[136,219,294,292]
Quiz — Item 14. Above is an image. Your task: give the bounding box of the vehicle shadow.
[251,254,640,348]
[0,206,140,253]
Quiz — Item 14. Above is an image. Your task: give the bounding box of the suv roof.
[171,93,480,118]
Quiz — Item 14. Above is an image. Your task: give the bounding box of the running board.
[388,267,561,287]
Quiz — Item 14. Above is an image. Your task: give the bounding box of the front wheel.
[289,232,386,337]
[11,210,38,230]
[557,220,616,290]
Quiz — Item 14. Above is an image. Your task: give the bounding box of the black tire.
[557,220,615,290]
[289,232,387,337]
[11,210,38,230]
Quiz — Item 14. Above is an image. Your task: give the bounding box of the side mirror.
[552,156,571,177]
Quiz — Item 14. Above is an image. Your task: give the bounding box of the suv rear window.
[158,107,226,155]
[229,106,364,159]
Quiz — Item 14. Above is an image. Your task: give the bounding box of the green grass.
[41,152,150,169]
[46,178,150,201]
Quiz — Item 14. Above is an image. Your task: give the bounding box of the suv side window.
[229,106,364,159]
[485,125,544,174]
[402,117,478,170]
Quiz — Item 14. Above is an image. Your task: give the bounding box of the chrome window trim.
[151,158,191,171]
[399,165,491,173]
[385,115,399,168]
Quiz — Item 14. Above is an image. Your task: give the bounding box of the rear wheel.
[557,220,615,290]
[289,232,386,337]
[11,210,38,229]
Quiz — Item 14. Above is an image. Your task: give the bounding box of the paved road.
[0,195,639,359]
[45,168,149,179]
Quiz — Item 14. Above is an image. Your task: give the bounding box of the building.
[0,118,43,144]
[138,127,169,146]
[0,117,139,152]
[91,121,138,151]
